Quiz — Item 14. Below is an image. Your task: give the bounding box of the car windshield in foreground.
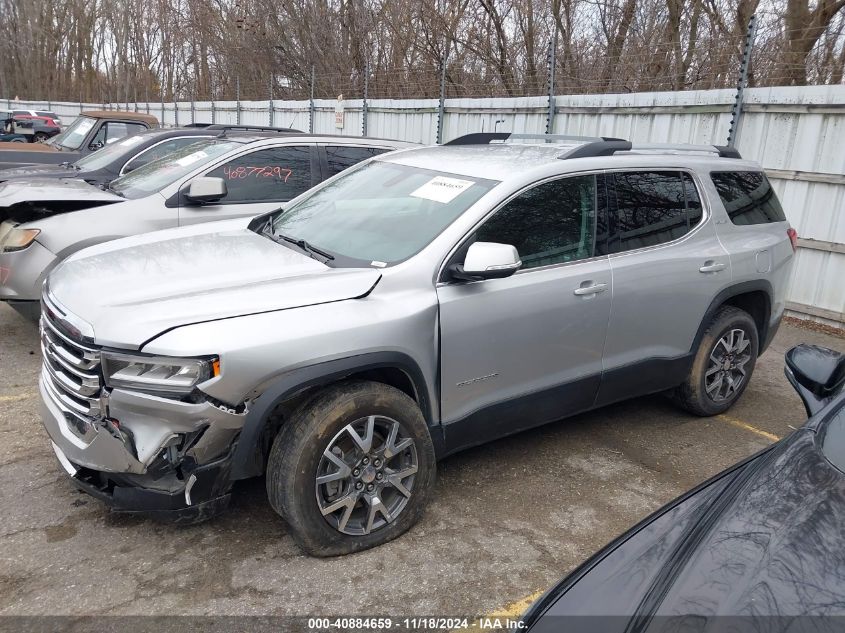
[109,139,242,199]
[267,161,498,267]
[47,115,97,150]
[73,134,147,171]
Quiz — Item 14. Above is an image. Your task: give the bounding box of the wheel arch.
[692,280,774,355]
[230,352,435,480]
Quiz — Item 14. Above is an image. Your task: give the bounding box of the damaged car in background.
[0,133,412,320]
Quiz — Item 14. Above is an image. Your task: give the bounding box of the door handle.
[573,282,608,296]
[699,261,726,273]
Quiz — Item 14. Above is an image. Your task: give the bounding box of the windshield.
[47,116,97,150]
[74,134,147,171]
[109,139,242,199]
[268,161,498,266]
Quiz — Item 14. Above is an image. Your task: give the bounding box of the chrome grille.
[40,311,103,418]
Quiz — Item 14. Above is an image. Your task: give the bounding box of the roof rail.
[627,143,742,159]
[557,141,742,160]
[197,123,302,133]
[445,132,626,146]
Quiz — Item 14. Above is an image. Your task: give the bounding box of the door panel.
[601,171,732,377]
[178,145,316,225]
[438,173,612,441]
[438,260,612,426]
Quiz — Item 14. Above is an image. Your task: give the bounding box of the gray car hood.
[48,220,381,348]
[0,177,122,205]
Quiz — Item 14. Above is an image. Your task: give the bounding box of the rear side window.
[710,171,786,225]
[610,171,702,253]
[325,146,387,177]
[475,174,597,269]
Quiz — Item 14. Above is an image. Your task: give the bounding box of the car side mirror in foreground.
[785,344,845,417]
[450,242,522,282]
[185,176,227,204]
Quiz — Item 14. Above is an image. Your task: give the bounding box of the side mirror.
[185,176,227,204]
[450,242,521,281]
[785,344,845,417]
[89,141,104,151]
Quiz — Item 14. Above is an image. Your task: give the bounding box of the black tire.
[34,132,49,142]
[266,380,436,557]
[674,306,759,416]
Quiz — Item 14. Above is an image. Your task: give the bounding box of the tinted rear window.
[610,171,703,253]
[711,171,786,225]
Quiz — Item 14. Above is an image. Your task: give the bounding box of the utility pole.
[436,41,448,144]
[362,60,370,137]
[546,33,558,135]
[728,14,758,147]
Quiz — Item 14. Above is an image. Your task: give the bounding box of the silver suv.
[0,133,413,320]
[38,134,796,556]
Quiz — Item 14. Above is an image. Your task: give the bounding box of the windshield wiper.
[100,181,125,198]
[274,231,335,261]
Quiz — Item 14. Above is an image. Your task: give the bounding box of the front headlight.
[101,351,220,396]
[0,227,40,252]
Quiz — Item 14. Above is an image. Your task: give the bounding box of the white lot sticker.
[119,135,144,146]
[175,150,208,167]
[410,176,475,204]
[74,118,95,134]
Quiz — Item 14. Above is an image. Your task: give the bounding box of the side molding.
[230,352,434,480]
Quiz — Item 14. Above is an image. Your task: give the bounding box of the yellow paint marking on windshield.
[717,414,781,442]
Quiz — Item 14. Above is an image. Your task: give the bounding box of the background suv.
[37,133,795,556]
[0,133,413,319]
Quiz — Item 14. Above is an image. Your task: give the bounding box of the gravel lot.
[0,302,842,618]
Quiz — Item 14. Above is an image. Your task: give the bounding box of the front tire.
[266,380,436,556]
[674,306,759,416]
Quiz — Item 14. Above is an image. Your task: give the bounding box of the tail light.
[787,227,798,252]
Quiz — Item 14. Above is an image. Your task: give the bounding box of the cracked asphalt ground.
[1,302,843,618]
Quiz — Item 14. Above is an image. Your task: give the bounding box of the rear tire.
[266,380,436,557]
[674,306,759,416]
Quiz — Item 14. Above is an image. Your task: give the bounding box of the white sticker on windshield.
[175,150,208,167]
[409,176,475,204]
[75,118,95,134]
[120,135,144,146]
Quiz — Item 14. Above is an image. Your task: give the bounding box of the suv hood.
[0,177,121,205]
[48,220,382,348]
[0,178,123,223]
[0,164,78,182]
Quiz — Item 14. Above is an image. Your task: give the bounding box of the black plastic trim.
[692,279,774,355]
[230,352,434,480]
[444,132,511,145]
[438,373,602,459]
[594,353,695,408]
[562,140,633,159]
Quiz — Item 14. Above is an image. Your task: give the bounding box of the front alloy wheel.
[316,415,418,535]
[266,380,436,556]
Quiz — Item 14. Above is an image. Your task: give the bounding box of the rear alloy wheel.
[674,306,759,416]
[704,328,753,402]
[266,381,436,556]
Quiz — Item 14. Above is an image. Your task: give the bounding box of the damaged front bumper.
[39,369,247,521]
